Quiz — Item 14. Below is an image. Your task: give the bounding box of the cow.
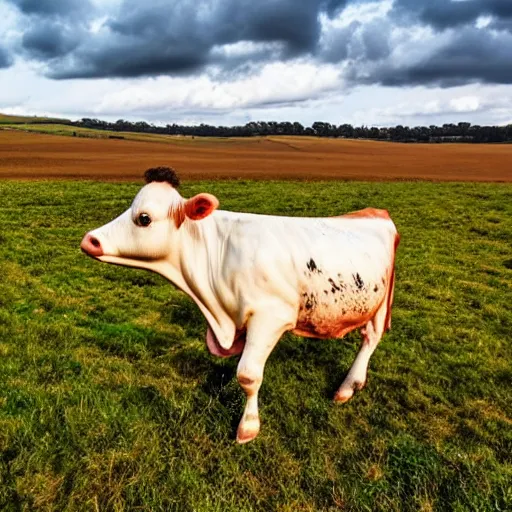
[80,167,400,443]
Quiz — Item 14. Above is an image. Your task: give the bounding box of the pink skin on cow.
[80,234,103,257]
[81,168,399,444]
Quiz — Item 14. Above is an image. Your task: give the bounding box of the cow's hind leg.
[334,301,387,403]
[236,311,294,444]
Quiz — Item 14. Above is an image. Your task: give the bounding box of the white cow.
[81,167,400,443]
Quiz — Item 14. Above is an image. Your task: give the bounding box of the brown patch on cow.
[340,207,391,220]
[170,202,186,229]
[238,375,256,387]
[293,313,373,340]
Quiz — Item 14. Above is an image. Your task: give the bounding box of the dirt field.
[1,129,511,181]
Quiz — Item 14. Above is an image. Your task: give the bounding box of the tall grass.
[0,179,511,511]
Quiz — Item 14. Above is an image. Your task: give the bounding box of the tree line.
[72,118,512,143]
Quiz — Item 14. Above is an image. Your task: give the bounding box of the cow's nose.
[80,233,103,257]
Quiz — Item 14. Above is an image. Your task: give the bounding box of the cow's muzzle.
[80,233,104,258]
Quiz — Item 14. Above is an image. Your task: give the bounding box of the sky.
[1,0,512,127]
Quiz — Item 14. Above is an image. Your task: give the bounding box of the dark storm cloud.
[22,22,82,59]
[393,0,512,30]
[7,0,512,89]
[0,46,13,68]
[7,0,93,20]
[51,0,335,79]
[324,0,350,17]
[360,21,391,61]
[491,18,512,33]
[368,28,512,87]
[7,0,94,62]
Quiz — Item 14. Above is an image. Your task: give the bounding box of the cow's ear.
[184,193,219,221]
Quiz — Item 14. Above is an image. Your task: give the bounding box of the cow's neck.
[155,214,237,350]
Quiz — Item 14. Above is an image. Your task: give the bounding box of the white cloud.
[340,84,512,127]
[210,41,283,59]
[2,61,512,129]
[475,15,492,29]
[449,96,480,112]
[93,61,342,115]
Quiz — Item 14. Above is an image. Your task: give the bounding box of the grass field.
[0,114,70,125]
[1,178,511,511]
[2,129,512,182]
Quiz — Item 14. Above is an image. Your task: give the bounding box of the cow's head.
[80,167,218,267]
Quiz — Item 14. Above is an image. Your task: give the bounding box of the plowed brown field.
[1,129,511,181]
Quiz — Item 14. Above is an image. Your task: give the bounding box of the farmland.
[1,174,511,510]
[1,128,512,182]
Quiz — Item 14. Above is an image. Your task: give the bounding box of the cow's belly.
[293,273,387,339]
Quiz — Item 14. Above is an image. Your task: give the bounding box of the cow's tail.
[384,231,400,332]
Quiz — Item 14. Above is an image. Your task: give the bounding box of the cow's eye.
[137,213,152,227]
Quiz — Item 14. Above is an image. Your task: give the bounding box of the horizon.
[2,112,511,131]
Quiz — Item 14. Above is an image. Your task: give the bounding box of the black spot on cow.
[353,273,364,290]
[304,292,318,311]
[328,278,341,293]
[306,258,322,274]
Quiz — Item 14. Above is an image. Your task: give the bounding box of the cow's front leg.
[236,312,294,444]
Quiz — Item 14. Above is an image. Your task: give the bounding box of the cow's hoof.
[236,415,260,444]
[334,380,366,403]
[333,388,354,403]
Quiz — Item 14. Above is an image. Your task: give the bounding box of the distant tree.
[338,124,354,138]
[70,117,512,143]
[292,122,305,135]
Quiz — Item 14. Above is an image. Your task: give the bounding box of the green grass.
[0,179,511,511]
[0,114,71,125]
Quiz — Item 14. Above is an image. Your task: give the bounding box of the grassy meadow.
[0,115,70,125]
[0,179,511,511]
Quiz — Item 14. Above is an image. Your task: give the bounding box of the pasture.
[0,178,511,511]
